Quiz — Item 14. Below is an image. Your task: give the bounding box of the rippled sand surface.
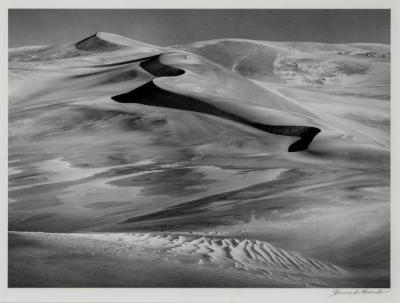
[8,33,390,287]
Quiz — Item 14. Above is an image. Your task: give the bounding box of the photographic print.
[8,9,390,288]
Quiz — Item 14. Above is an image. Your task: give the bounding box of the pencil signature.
[329,288,390,297]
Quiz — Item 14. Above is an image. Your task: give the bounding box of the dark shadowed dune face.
[8,32,390,287]
[139,54,185,77]
[76,34,123,51]
[112,80,321,152]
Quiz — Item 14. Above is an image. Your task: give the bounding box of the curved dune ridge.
[139,54,185,77]
[112,53,321,152]
[9,231,344,285]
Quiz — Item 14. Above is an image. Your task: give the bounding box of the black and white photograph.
[4,3,395,298]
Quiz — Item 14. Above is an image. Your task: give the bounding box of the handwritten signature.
[329,288,390,297]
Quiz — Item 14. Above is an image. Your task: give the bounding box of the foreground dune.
[8,32,390,287]
[11,231,382,288]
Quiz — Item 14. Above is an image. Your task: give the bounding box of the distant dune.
[176,39,390,85]
[75,32,161,54]
[8,32,390,287]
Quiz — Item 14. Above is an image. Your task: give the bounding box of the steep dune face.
[8,33,390,287]
[75,32,154,51]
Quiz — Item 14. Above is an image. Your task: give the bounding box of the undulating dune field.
[8,32,390,287]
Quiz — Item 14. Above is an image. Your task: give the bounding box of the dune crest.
[75,32,157,52]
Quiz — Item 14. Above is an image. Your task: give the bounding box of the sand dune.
[112,79,320,152]
[75,32,156,51]
[177,39,390,86]
[8,32,390,287]
[10,231,356,287]
[112,51,322,151]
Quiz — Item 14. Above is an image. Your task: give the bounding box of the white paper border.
[1,1,398,302]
